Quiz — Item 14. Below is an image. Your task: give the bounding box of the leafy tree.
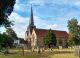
[0,32,13,54]
[0,0,16,52]
[6,27,18,39]
[67,18,80,45]
[43,29,56,48]
[0,27,18,50]
[0,33,13,49]
[0,0,15,27]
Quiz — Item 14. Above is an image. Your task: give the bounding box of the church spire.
[27,5,36,34]
[29,4,34,26]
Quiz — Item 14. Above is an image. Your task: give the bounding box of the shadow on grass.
[17,50,74,58]
[53,50,74,54]
[0,49,74,58]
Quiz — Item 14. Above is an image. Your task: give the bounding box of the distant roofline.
[36,28,67,32]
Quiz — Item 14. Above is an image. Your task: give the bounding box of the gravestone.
[59,46,62,49]
[75,46,80,57]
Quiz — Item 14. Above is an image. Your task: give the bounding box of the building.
[25,5,68,49]
[14,38,27,47]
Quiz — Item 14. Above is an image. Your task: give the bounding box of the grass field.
[0,48,78,58]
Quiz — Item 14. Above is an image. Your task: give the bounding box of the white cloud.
[45,24,68,32]
[8,12,29,38]
[16,0,20,4]
[12,26,26,38]
[78,20,80,25]
[47,24,58,29]
[14,4,27,12]
[33,16,67,31]
[0,27,6,33]
[14,0,29,12]
[33,16,48,28]
[46,24,61,30]
[9,12,29,23]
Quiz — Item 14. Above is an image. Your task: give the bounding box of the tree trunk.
[22,47,24,56]
[48,44,51,48]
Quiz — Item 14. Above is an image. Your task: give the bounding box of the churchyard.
[0,48,78,58]
[0,0,80,58]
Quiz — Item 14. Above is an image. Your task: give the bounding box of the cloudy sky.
[0,0,80,38]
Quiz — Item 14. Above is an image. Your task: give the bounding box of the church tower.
[27,5,36,35]
[25,5,36,49]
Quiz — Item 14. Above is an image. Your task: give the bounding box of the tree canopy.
[67,18,80,45]
[43,29,56,48]
[0,33,13,49]
[6,27,18,39]
[0,0,15,27]
[0,27,18,50]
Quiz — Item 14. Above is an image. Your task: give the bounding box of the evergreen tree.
[44,29,56,48]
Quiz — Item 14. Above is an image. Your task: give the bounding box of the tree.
[0,0,15,27]
[0,32,13,54]
[67,18,80,45]
[6,27,18,39]
[0,33,13,48]
[43,29,56,48]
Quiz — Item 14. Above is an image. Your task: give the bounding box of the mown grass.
[0,48,77,58]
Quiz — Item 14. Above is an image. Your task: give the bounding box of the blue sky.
[1,0,80,38]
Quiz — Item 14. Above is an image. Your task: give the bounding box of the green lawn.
[0,48,77,58]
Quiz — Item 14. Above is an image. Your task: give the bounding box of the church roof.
[35,28,68,39]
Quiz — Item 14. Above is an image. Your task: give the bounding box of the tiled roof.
[35,28,68,39]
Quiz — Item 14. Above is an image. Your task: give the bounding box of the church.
[25,6,68,49]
